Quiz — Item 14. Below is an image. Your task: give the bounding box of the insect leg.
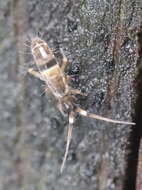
[28,68,43,81]
[57,101,65,116]
[59,49,71,93]
[71,89,87,96]
[66,75,71,83]
[60,48,69,72]
[75,107,135,125]
[60,111,75,173]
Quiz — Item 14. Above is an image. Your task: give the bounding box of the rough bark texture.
[0,0,141,189]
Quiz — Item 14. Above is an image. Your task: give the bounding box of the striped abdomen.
[31,37,66,97]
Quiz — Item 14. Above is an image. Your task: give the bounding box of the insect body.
[28,37,135,173]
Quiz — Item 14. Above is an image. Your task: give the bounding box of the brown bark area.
[0,0,141,189]
[136,139,142,190]
[135,24,142,190]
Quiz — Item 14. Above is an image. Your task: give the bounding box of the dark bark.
[0,0,141,189]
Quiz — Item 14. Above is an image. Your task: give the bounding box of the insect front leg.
[28,68,44,81]
[60,111,75,173]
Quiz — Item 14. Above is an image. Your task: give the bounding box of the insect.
[27,37,135,173]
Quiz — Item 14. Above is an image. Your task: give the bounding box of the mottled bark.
[0,0,141,189]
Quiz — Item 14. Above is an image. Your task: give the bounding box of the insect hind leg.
[75,107,135,125]
[60,111,75,173]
